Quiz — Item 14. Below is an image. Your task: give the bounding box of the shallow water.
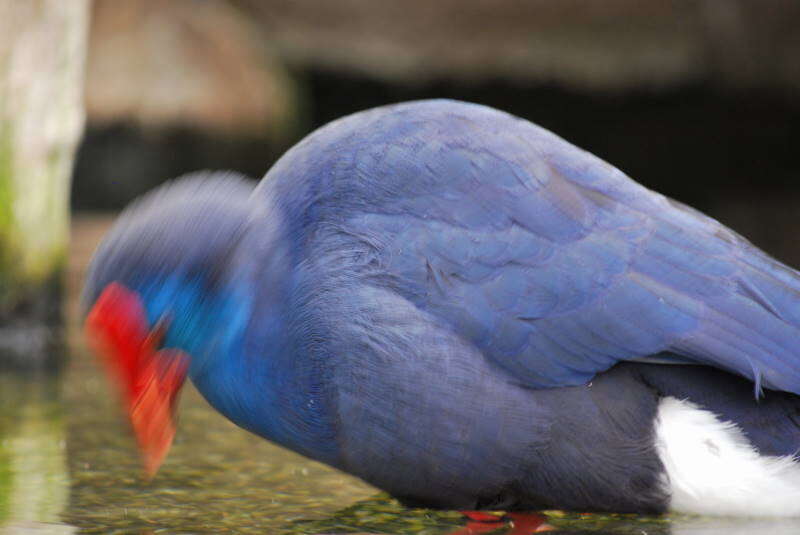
[2,216,800,534]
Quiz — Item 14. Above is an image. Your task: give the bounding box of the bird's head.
[82,172,255,478]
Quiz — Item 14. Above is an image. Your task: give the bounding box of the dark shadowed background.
[73,0,800,265]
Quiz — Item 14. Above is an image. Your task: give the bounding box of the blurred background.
[75,0,800,249]
[1,0,800,533]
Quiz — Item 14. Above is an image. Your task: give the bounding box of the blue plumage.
[256,99,800,394]
[84,100,800,514]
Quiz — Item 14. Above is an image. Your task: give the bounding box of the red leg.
[444,511,553,535]
[443,511,506,535]
[461,511,506,523]
[505,512,553,533]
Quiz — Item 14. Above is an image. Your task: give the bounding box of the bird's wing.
[344,134,800,395]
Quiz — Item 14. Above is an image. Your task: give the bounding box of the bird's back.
[258,99,800,394]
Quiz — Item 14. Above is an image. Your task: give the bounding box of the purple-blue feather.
[260,98,800,395]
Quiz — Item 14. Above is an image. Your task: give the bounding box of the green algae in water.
[284,497,674,535]
[284,495,465,535]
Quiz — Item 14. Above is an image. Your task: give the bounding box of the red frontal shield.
[85,282,188,478]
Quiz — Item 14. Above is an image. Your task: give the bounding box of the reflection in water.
[672,516,800,535]
[0,373,74,534]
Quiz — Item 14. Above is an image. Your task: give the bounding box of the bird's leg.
[445,511,553,534]
[504,512,553,533]
[444,511,506,534]
[461,511,506,523]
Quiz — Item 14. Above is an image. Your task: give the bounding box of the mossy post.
[0,1,89,366]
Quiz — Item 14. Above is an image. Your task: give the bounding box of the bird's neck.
[156,224,340,465]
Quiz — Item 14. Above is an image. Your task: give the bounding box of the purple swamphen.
[84,100,800,517]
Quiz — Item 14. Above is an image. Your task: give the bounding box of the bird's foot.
[447,511,553,534]
[504,513,554,533]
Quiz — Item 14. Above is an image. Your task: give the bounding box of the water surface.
[2,216,800,534]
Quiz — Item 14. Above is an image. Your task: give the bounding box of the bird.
[83,99,800,517]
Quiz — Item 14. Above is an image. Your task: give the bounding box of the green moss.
[42,145,70,278]
[0,120,17,310]
[0,121,69,320]
[0,123,12,232]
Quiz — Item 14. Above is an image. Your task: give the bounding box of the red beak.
[85,282,188,479]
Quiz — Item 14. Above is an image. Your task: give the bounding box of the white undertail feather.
[656,396,800,517]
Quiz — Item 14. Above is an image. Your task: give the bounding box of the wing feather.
[274,100,800,394]
[339,108,800,393]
